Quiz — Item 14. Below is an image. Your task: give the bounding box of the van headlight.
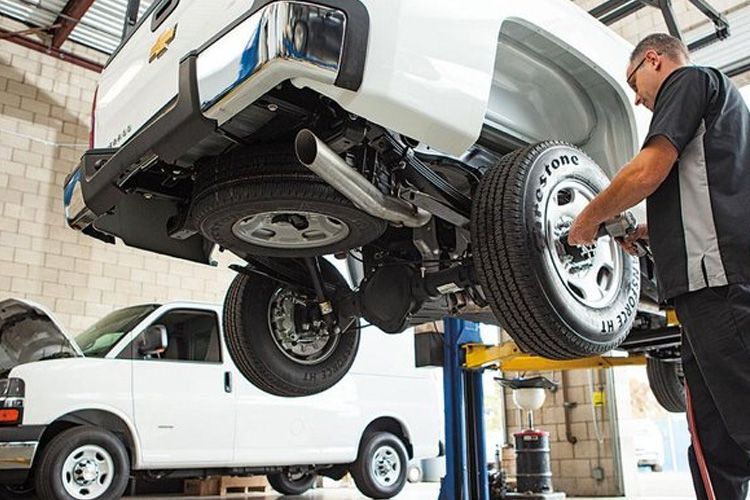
[0,378,24,425]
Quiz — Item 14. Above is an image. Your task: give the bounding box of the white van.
[0,299,441,500]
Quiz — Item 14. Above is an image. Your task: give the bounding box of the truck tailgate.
[95,0,250,149]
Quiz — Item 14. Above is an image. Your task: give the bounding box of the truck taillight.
[89,86,98,149]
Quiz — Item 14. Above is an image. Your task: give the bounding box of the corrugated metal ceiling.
[0,0,153,55]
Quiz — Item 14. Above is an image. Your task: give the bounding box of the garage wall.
[503,362,624,496]
[0,17,239,333]
[571,0,750,85]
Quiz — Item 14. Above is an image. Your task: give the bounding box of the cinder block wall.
[0,16,239,333]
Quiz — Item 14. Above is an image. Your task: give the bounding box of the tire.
[647,357,686,413]
[34,426,130,500]
[471,142,640,359]
[350,432,408,499]
[267,471,316,495]
[651,464,664,472]
[224,259,360,397]
[191,145,387,257]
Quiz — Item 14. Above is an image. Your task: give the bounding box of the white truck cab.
[0,298,441,499]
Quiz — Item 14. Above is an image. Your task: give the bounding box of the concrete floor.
[131,481,699,499]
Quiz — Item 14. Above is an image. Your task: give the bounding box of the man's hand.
[620,224,648,255]
[565,136,677,248]
[568,214,600,246]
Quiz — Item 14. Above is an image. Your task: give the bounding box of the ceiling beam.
[51,0,97,49]
[0,28,103,72]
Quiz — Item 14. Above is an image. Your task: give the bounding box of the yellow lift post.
[462,341,648,372]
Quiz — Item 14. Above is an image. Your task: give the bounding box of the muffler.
[294,129,431,228]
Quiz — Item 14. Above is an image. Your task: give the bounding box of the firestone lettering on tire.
[532,153,581,249]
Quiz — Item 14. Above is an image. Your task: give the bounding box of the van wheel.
[34,426,129,500]
[267,470,316,495]
[224,258,360,397]
[647,357,686,413]
[472,142,640,359]
[350,432,408,499]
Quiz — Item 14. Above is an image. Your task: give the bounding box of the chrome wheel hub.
[268,288,339,365]
[232,210,350,248]
[61,445,114,499]
[371,445,400,488]
[545,179,623,309]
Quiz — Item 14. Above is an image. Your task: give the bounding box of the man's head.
[626,33,689,111]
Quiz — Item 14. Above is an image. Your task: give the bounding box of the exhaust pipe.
[295,129,431,228]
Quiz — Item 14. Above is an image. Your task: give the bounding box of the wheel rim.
[544,178,624,309]
[287,471,310,483]
[232,210,350,249]
[268,288,340,365]
[371,445,401,489]
[61,444,114,499]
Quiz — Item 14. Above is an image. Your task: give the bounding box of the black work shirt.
[645,66,750,300]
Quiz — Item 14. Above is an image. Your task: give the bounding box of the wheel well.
[37,410,137,467]
[362,417,413,459]
[490,19,639,177]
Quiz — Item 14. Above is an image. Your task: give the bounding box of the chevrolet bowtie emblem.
[149,25,177,62]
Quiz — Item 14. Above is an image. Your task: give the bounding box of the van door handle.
[224,372,232,393]
[151,0,180,31]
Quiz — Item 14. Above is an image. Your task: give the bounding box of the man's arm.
[567,135,678,245]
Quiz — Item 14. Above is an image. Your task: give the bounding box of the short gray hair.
[630,33,689,63]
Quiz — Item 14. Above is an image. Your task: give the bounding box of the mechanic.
[568,33,750,500]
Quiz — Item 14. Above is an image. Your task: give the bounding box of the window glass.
[75,304,159,358]
[130,310,221,363]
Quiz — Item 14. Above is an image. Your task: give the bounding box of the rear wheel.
[472,142,640,359]
[191,145,387,257]
[224,259,360,397]
[350,432,408,499]
[647,357,686,413]
[267,470,316,495]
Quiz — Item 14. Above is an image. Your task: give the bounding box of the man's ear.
[648,49,662,70]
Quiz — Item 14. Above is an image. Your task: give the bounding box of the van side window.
[130,309,221,363]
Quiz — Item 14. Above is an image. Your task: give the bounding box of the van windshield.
[75,305,159,357]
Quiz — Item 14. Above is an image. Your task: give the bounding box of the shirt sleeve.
[644,67,715,155]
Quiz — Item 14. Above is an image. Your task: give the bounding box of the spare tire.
[647,357,685,413]
[191,145,387,257]
[472,142,640,359]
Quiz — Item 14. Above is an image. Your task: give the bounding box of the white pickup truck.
[0,299,441,500]
[63,0,653,397]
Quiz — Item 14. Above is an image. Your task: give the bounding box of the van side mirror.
[138,325,168,356]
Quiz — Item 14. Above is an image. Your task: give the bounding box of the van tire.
[34,426,130,500]
[350,432,408,499]
[224,259,360,397]
[267,471,316,495]
[471,142,640,359]
[647,357,686,413]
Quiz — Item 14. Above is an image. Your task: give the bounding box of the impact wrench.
[559,211,651,260]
